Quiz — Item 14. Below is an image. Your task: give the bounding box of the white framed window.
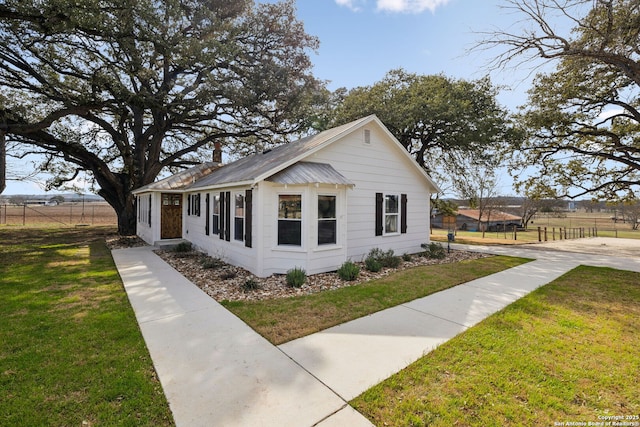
[188,193,201,216]
[317,195,336,245]
[234,193,244,241]
[384,194,399,234]
[278,194,302,246]
[138,195,151,226]
[212,194,220,235]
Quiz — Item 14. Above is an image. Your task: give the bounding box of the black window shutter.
[225,191,231,241]
[187,194,191,216]
[401,194,407,234]
[219,192,225,239]
[197,193,201,217]
[245,189,252,248]
[375,192,383,236]
[148,194,152,226]
[205,193,210,235]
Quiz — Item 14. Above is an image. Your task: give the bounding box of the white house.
[133,115,440,277]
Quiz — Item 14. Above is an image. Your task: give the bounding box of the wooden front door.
[161,193,182,239]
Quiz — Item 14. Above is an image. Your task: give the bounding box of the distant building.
[432,209,522,232]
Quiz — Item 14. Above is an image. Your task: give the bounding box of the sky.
[4,0,551,196]
[296,0,539,109]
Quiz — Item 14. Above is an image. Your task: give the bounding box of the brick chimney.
[213,141,222,163]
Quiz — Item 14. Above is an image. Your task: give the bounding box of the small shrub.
[172,241,192,253]
[365,248,401,270]
[337,261,360,281]
[402,252,412,262]
[241,277,260,292]
[365,257,382,272]
[201,257,224,269]
[382,252,401,268]
[421,242,446,259]
[286,267,306,288]
[220,271,237,280]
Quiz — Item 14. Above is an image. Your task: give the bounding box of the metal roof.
[133,114,440,194]
[266,162,355,186]
[133,162,220,194]
[456,209,522,222]
[188,116,374,190]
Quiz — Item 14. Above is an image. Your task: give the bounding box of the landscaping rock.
[155,249,490,302]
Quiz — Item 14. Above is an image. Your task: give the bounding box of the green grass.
[0,227,174,426]
[222,256,530,345]
[432,210,639,244]
[352,266,640,426]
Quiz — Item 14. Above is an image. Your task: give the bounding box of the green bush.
[172,241,192,253]
[382,252,401,268]
[337,261,360,281]
[402,252,412,262]
[365,257,382,272]
[201,256,224,269]
[286,267,306,288]
[365,248,401,270]
[241,277,260,292]
[421,242,446,259]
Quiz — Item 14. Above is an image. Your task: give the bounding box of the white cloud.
[376,0,451,13]
[335,0,366,12]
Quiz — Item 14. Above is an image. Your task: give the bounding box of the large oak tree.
[0,0,324,234]
[482,0,640,200]
[326,69,516,196]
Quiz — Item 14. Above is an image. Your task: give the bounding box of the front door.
[161,193,182,239]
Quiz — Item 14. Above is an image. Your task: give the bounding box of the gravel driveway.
[531,237,640,258]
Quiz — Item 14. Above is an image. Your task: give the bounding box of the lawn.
[222,255,530,345]
[0,227,174,426]
[432,210,639,245]
[352,266,640,426]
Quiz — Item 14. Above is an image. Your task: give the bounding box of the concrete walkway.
[113,247,368,427]
[112,240,640,426]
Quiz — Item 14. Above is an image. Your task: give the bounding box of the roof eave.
[186,180,257,192]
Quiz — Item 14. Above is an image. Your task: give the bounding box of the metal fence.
[0,202,117,226]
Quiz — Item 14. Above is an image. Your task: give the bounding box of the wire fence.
[0,202,117,227]
[432,225,638,243]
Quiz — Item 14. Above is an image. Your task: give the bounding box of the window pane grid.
[385,194,399,234]
[234,193,244,241]
[278,195,302,246]
[318,195,336,245]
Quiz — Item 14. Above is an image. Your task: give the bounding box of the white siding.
[184,187,259,275]
[135,192,159,245]
[308,124,432,261]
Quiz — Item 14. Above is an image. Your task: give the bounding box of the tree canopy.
[0,0,324,234]
[325,69,516,193]
[483,0,640,200]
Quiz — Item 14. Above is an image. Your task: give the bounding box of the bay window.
[318,195,336,245]
[278,194,302,246]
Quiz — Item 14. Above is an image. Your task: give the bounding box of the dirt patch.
[105,234,148,250]
[531,237,640,258]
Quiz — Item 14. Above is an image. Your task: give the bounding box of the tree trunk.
[98,182,137,236]
[116,201,137,236]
